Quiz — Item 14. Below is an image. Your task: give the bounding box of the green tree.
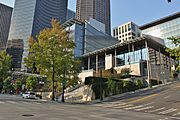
[3,77,14,93]
[0,50,11,93]
[26,76,37,91]
[166,37,180,71]
[24,19,80,100]
[14,78,22,94]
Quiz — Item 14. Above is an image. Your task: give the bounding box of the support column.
[132,43,135,63]
[96,54,98,73]
[114,48,117,67]
[145,40,151,87]
[88,56,90,70]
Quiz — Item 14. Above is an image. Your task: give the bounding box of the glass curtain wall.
[116,48,148,67]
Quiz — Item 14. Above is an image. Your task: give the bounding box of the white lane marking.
[170,117,180,120]
[159,108,177,114]
[124,102,154,110]
[111,101,125,104]
[113,104,133,109]
[134,106,154,111]
[6,101,17,104]
[0,101,5,104]
[147,107,166,113]
[164,95,171,99]
[158,117,169,120]
[173,112,180,116]
[35,102,41,105]
[124,105,144,110]
[21,101,31,104]
[95,103,127,108]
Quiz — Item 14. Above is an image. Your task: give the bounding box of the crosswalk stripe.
[124,102,154,110]
[158,117,169,120]
[173,112,180,116]
[124,105,143,110]
[135,106,154,111]
[113,104,133,109]
[170,117,180,120]
[159,108,177,115]
[6,101,17,104]
[21,101,31,104]
[147,107,166,113]
[94,102,127,108]
[35,102,41,105]
[0,101,5,104]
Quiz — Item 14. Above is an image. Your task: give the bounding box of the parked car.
[22,92,36,99]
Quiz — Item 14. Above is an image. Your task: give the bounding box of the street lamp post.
[61,66,66,102]
[52,65,55,101]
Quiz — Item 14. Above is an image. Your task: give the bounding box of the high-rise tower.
[8,0,68,70]
[0,3,12,50]
[76,0,111,35]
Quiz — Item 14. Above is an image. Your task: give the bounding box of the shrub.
[135,79,142,89]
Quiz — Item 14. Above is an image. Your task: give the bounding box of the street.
[0,81,180,120]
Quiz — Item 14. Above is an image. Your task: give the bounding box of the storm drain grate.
[22,114,34,117]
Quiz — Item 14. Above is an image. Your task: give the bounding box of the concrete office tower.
[0,4,12,51]
[113,22,141,43]
[8,0,68,70]
[76,0,111,35]
[140,12,180,48]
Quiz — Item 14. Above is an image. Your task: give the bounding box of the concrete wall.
[78,70,94,83]
[105,54,113,70]
[115,63,141,76]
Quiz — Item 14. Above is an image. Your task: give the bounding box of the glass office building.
[140,12,180,48]
[63,18,118,57]
[8,0,68,70]
[0,3,12,50]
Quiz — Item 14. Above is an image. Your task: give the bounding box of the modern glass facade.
[140,13,180,48]
[64,18,118,57]
[0,4,12,50]
[76,0,111,35]
[32,0,68,38]
[8,0,68,70]
[8,0,37,70]
[116,48,148,66]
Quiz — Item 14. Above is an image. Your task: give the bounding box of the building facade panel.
[0,4,12,50]
[32,0,68,38]
[113,22,141,43]
[76,0,111,35]
[140,12,180,48]
[8,0,68,70]
[80,35,176,84]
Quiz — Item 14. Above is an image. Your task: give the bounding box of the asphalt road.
[92,81,180,120]
[0,94,173,120]
[0,81,179,120]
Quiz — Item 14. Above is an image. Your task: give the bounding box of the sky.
[0,0,180,30]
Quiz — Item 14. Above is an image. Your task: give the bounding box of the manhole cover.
[22,114,34,117]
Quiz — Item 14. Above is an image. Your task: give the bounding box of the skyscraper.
[0,3,12,51]
[8,0,68,70]
[76,0,111,35]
